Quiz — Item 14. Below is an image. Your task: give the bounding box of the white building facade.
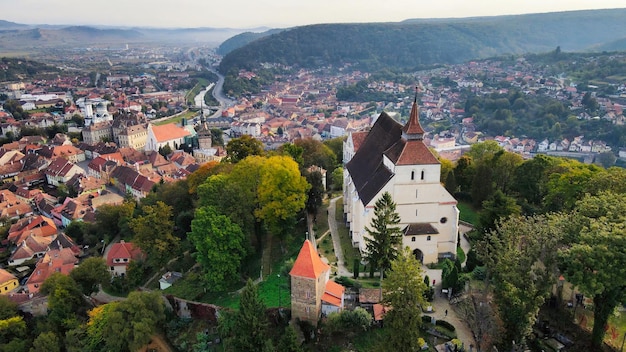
[344,99,459,264]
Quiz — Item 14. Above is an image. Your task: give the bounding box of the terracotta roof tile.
[150,123,191,143]
[289,240,329,279]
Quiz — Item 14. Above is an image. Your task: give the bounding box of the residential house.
[0,269,19,294]
[8,234,54,266]
[344,97,459,264]
[106,240,144,276]
[44,158,83,186]
[39,145,85,163]
[7,215,57,244]
[26,247,78,293]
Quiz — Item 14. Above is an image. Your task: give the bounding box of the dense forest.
[216,29,284,56]
[218,9,626,75]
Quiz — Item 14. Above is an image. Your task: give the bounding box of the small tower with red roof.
[289,239,331,323]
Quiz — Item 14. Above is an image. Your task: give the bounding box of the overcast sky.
[1,0,625,29]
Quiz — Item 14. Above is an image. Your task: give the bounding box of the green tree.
[596,151,616,168]
[30,331,61,352]
[41,273,86,334]
[94,201,136,240]
[89,291,165,352]
[279,142,304,167]
[226,134,264,163]
[158,143,172,157]
[277,325,303,352]
[323,136,346,166]
[559,192,626,348]
[294,138,336,171]
[0,295,18,319]
[189,206,247,291]
[479,214,564,349]
[364,192,403,279]
[382,247,428,351]
[512,154,558,208]
[544,159,600,211]
[304,170,324,216]
[228,279,268,352]
[130,201,178,267]
[70,257,109,295]
[210,128,225,146]
[477,190,522,236]
[255,156,309,239]
[330,167,343,191]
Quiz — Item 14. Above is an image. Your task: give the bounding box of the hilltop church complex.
[343,97,459,264]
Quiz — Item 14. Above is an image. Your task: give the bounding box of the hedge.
[435,319,456,332]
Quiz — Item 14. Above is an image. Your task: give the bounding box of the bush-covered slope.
[219,9,626,74]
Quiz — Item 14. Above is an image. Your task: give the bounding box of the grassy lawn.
[456,246,466,264]
[574,306,626,349]
[457,201,479,225]
[185,78,209,105]
[154,110,198,126]
[335,198,361,270]
[318,235,337,267]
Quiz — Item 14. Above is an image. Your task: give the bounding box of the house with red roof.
[106,240,144,276]
[344,95,459,264]
[290,240,345,323]
[7,215,57,244]
[26,247,79,293]
[44,158,83,186]
[0,269,18,295]
[145,123,191,152]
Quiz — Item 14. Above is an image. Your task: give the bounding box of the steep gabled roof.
[290,240,329,279]
[346,112,402,206]
[346,107,440,206]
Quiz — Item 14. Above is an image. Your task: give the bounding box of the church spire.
[402,87,425,140]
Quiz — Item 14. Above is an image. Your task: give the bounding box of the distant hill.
[0,57,58,81]
[218,8,626,74]
[0,20,28,30]
[0,22,261,53]
[216,28,284,56]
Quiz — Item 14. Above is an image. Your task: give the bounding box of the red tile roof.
[289,240,329,279]
[106,241,144,266]
[322,280,345,307]
[351,131,368,153]
[150,123,191,143]
[0,268,17,284]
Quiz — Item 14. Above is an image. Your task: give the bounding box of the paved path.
[326,196,351,277]
[423,229,477,349]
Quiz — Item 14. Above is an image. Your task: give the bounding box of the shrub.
[335,276,355,287]
[421,315,433,325]
[472,266,486,280]
[435,319,456,332]
[434,325,457,339]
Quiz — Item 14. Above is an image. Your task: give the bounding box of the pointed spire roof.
[402,88,425,139]
[290,239,330,279]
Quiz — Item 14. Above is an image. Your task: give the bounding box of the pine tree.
[230,279,269,352]
[364,192,403,279]
[383,247,428,351]
[277,325,302,352]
